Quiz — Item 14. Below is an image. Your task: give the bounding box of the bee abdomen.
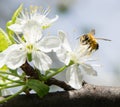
[95,43,99,50]
[89,43,99,52]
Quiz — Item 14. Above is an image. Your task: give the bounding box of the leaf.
[0,28,11,52]
[9,69,19,76]
[6,4,23,41]
[11,4,23,23]
[6,21,14,43]
[26,79,49,97]
[0,65,9,72]
[7,4,23,26]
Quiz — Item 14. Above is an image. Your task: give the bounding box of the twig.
[46,78,75,91]
[20,62,75,91]
[21,61,39,79]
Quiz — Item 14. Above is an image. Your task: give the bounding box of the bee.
[79,29,111,52]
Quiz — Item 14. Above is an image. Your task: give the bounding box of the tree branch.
[21,61,39,79]
[18,62,120,107]
[46,78,75,91]
[1,83,120,107]
[20,61,75,91]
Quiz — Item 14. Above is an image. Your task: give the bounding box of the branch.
[21,61,39,79]
[20,61,75,91]
[1,84,120,107]
[46,78,75,91]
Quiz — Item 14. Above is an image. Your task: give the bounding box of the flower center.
[69,52,79,64]
[26,44,34,53]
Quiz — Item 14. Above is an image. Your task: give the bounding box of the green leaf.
[12,4,23,23]
[6,4,23,41]
[9,69,18,76]
[26,79,49,97]
[0,65,9,72]
[0,28,11,52]
[6,21,15,43]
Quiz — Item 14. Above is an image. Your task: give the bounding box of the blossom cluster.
[0,5,97,103]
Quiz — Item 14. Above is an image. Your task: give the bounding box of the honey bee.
[79,29,111,52]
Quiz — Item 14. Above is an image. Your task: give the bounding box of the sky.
[0,0,120,86]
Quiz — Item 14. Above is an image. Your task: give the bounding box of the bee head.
[80,34,90,45]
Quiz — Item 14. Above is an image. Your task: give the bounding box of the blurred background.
[0,0,120,86]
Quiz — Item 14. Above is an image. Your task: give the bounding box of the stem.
[46,65,67,80]
[0,82,14,86]
[46,61,74,80]
[0,86,27,104]
[0,84,24,90]
[0,75,22,84]
[0,71,22,78]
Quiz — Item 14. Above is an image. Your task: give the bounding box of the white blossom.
[8,6,59,33]
[56,31,97,89]
[0,24,61,72]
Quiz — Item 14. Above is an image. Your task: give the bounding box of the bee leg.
[82,80,87,86]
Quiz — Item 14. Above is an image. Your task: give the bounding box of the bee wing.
[95,38,111,41]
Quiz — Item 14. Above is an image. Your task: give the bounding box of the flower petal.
[55,31,72,65]
[58,30,71,51]
[38,36,61,52]
[32,51,52,72]
[66,64,83,89]
[1,89,13,96]
[6,44,27,69]
[41,15,59,29]
[75,42,90,57]
[56,47,71,65]
[23,21,42,43]
[8,24,23,33]
[80,63,97,76]
[50,15,59,23]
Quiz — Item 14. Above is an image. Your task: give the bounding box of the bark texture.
[1,84,120,107]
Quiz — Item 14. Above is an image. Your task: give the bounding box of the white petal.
[80,63,97,76]
[6,44,27,69]
[8,24,23,33]
[1,89,13,96]
[41,15,59,27]
[75,42,90,56]
[49,15,59,23]
[32,51,52,72]
[66,64,83,89]
[23,21,42,43]
[56,47,71,65]
[0,44,24,68]
[38,36,61,52]
[58,30,72,51]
